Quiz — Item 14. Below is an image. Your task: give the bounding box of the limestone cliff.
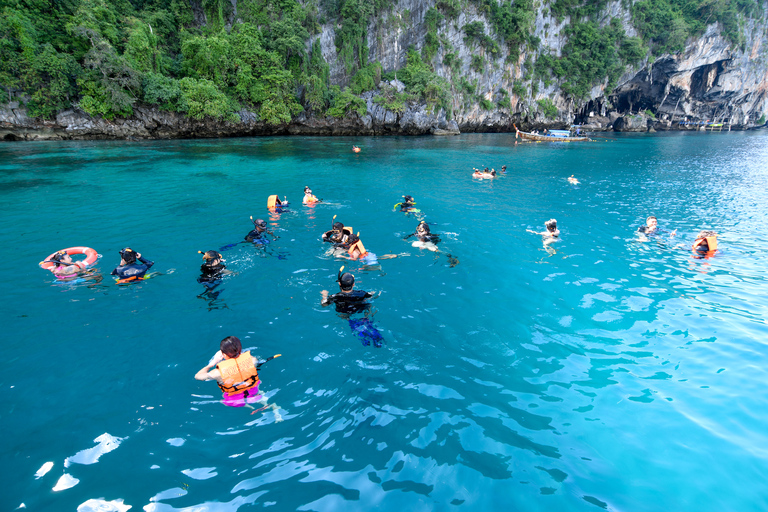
[1,0,766,141]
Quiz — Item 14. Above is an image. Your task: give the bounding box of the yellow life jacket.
[267,195,279,208]
[216,351,260,395]
[692,236,718,252]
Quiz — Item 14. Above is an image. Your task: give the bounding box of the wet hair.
[52,251,66,262]
[697,230,717,239]
[501,165,507,169]
[220,336,242,358]
[304,186,311,193]
[333,221,344,231]
[120,248,137,264]
[646,216,657,223]
[203,250,221,262]
[339,272,355,291]
[545,219,558,231]
[253,218,267,229]
[403,195,414,203]
[417,221,430,234]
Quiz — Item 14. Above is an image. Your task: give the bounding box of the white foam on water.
[52,473,79,491]
[65,433,125,468]
[34,461,53,479]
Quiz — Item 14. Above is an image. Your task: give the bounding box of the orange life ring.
[40,247,98,272]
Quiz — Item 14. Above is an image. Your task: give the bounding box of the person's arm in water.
[195,350,224,382]
[320,290,334,307]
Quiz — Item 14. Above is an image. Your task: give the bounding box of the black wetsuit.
[400,202,415,212]
[198,262,226,284]
[111,256,154,280]
[245,229,268,243]
[324,290,372,314]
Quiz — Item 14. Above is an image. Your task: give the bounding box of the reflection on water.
[2,132,768,511]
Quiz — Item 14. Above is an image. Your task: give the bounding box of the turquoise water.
[2,132,768,511]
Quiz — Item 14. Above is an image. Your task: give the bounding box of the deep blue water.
[2,132,767,511]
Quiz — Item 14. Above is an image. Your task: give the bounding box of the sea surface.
[1,131,767,511]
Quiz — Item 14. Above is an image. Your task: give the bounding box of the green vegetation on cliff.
[0,0,762,123]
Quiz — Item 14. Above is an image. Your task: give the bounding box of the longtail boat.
[513,124,590,142]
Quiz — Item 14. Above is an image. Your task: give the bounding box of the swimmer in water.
[245,217,276,244]
[404,221,440,245]
[48,251,83,278]
[567,175,579,184]
[111,248,154,282]
[198,250,228,282]
[472,168,484,179]
[528,219,560,255]
[195,336,283,417]
[352,145,361,153]
[393,195,416,212]
[321,268,375,315]
[692,230,718,256]
[404,221,459,265]
[303,186,319,204]
[637,216,677,237]
[501,165,507,174]
[323,221,350,245]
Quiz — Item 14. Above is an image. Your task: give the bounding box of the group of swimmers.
[472,165,507,179]
[41,178,719,413]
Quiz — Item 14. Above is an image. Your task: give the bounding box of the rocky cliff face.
[2,0,767,141]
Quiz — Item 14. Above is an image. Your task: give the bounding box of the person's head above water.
[338,271,355,291]
[304,186,312,194]
[545,219,558,232]
[333,221,344,231]
[403,195,414,203]
[201,250,222,263]
[51,250,72,265]
[696,230,718,240]
[252,218,267,231]
[646,216,658,227]
[220,335,242,358]
[120,248,137,265]
[417,221,430,235]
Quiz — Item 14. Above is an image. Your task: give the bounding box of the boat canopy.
[548,130,571,137]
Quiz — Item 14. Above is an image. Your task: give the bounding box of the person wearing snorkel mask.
[322,221,350,245]
[245,218,276,244]
[303,186,319,204]
[111,248,154,281]
[404,221,439,244]
[321,269,374,315]
[198,250,228,283]
[49,251,82,277]
[393,195,416,212]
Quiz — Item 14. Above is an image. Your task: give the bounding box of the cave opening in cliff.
[690,61,727,98]
[612,89,656,115]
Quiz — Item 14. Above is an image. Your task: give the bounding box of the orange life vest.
[348,239,367,258]
[304,194,318,203]
[692,236,718,252]
[343,226,353,235]
[216,351,260,395]
[267,195,280,208]
[116,275,143,285]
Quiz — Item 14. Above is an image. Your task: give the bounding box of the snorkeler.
[567,175,580,184]
[194,336,283,416]
[245,217,276,244]
[267,194,288,211]
[321,268,375,315]
[637,216,677,236]
[323,220,351,245]
[111,248,154,283]
[692,230,718,256]
[47,251,84,278]
[352,145,361,153]
[393,195,417,212]
[303,186,319,204]
[404,221,439,244]
[198,250,227,282]
[501,165,507,174]
[528,219,560,237]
